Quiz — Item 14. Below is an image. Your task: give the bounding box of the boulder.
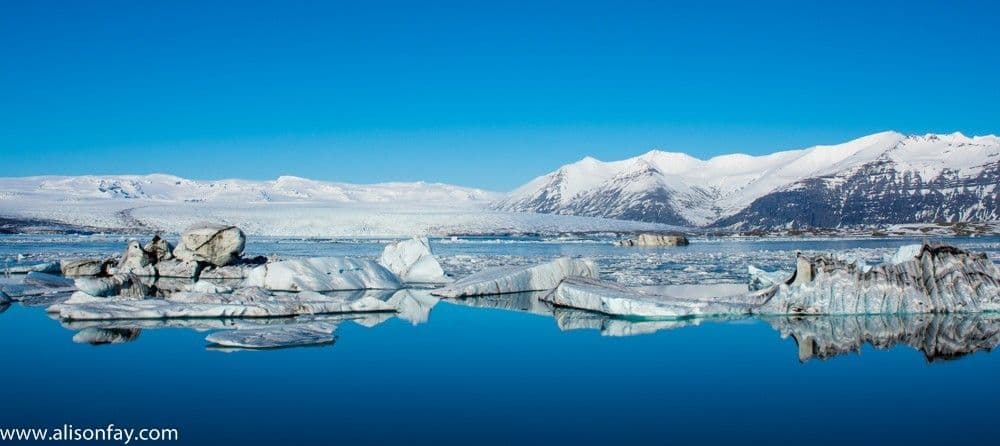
[143,235,175,262]
[243,257,402,292]
[617,233,689,247]
[60,258,114,277]
[378,237,449,283]
[432,257,598,298]
[173,223,246,266]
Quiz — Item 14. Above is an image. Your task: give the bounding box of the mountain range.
[494,131,1000,229]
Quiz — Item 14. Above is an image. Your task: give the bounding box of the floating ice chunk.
[379,237,449,283]
[243,257,402,292]
[206,323,337,349]
[155,259,201,279]
[541,277,756,319]
[756,244,1000,315]
[51,290,395,321]
[432,257,597,298]
[551,307,708,337]
[885,244,924,265]
[72,327,141,345]
[748,265,789,291]
[0,290,9,304]
[61,258,114,277]
[25,272,75,289]
[3,261,61,274]
[74,273,148,298]
[183,280,234,294]
[1,272,77,300]
[117,240,156,276]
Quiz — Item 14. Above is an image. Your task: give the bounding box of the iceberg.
[541,277,759,319]
[205,323,337,349]
[60,258,114,277]
[1,272,76,300]
[756,243,1000,315]
[50,289,395,321]
[379,237,449,283]
[243,257,403,292]
[432,257,597,298]
[74,273,149,298]
[172,223,246,266]
[2,261,61,275]
[747,265,788,291]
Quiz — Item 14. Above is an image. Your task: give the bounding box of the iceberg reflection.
[766,313,1000,362]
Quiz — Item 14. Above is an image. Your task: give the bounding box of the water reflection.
[72,327,141,345]
[766,313,1000,362]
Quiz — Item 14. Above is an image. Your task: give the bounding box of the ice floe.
[542,277,762,319]
[432,257,597,297]
[379,237,449,283]
[2,261,61,274]
[243,257,403,292]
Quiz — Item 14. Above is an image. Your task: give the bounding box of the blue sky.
[2,0,997,190]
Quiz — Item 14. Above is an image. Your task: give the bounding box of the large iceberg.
[378,237,449,283]
[50,288,395,321]
[243,257,402,292]
[755,243,1000,315]
[432,257,597,298]
[205,323,337,349]
[542,277,761,319]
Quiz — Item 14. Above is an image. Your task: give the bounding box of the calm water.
[2,235,1000,445]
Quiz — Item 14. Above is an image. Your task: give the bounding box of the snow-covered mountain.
[0,174,677,236]
[495,132,1000,229]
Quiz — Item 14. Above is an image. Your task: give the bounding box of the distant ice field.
[4,234,998,286]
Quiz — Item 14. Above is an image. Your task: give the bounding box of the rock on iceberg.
[542,277,760,319]
[379,237,449,283]
[206,323,337,349]
[432,257,597,298]
[756,243,1000,315]
[243,257,402,292]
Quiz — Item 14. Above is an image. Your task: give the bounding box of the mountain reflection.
[766,313,1000,363]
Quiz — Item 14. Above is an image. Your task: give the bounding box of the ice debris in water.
[542,277,764,319]
[206,323,337,349]
[243,257,402,292]
[432,257,597,298]
[379,237,449,284]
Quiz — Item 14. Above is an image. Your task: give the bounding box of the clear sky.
[2,0,997,191]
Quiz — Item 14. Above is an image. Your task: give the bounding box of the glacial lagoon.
[2,234,1000,445]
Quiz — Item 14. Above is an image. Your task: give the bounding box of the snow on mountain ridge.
[496,131,1000,227]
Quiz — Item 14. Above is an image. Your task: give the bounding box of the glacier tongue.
[431,257,597,298]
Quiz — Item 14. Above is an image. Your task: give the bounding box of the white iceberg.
[748,265,789,291]
[50,289,395,321]
[379,237,449,283]
[432,257,597,298]
[884,244,923,265]
[542,277,758,319]
[205,323,337,349]
[173,223,246,266]
[183,280,234,294]
[1,272,77,300]
[243,257,403,292]
[74,273,148,298]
